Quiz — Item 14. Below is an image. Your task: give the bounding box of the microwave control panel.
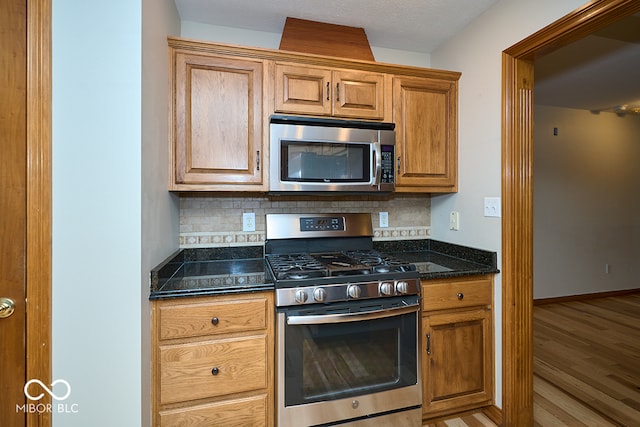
[381,145,394,183]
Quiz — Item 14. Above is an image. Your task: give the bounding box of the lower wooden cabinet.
[152,292,274,427]
[421,276,494,420]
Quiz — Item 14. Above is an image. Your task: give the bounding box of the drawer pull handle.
[457,292,464,300]
[211,367,220,376]
[211,317,219,325]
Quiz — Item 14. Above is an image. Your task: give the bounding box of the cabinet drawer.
[422,278,492,311]
[159,394,268,427]
[159,297,268,340]
[160,335,268,404]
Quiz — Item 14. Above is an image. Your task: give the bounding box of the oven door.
[277,296,421,427]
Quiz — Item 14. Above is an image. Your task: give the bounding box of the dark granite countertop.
[149,240,499,300]
[374,239,499,280]
[150,246,273,300]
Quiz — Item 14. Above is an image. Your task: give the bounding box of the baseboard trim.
[534,288,640,306]
[482,405,503,426]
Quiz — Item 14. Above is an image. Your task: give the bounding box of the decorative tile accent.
[179,194,431,248]
[180,232,265,248]
[373,226,430,241]
[180,227,429,248]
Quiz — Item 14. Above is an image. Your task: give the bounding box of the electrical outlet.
[242,212,256,232]
[483,197,501,218]
[449,211,460,230]
[379,212,389,228]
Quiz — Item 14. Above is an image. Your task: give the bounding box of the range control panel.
[300,216,345,232]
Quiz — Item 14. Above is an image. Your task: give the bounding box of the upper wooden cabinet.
[393,76,458,192]
[275,63,386,120]
[167,37,460,193]
[169,45,267,191]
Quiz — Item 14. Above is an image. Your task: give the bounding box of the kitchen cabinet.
[420,275,494,420]
[167,37,460,193]
[274,63,386,120]
[169,41,268,191]
[393,76,458,192]
[152,292,274,426]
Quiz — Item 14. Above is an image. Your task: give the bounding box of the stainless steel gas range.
[265,213,422,427]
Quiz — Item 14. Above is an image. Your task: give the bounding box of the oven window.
[283,309,417,406]
[281,140,369,182]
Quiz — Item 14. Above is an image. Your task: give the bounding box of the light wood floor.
[423,292,640,427]
[533,292,640,426]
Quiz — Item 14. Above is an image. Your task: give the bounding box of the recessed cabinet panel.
[160,335,268,404]
[334,71,385,119]
[171,50,265,190]
[393,76,458,192]
[159,394,268,427]
[159,297,268,340]
[189,67,250,171]
[275,64,385,119]
[275,64,331,115]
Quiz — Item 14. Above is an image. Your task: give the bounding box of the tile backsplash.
[179,194,430,248]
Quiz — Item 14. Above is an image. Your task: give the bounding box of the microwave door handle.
[372,144,382,187]
[286,303,419,326]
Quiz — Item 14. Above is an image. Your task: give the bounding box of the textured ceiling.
[174,0,499,53]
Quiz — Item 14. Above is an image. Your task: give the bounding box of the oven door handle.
[286,303,419,325]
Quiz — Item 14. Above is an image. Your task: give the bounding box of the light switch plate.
[379,212,389,228]
[242,212,256,231]
[484,197,501,217]
[449,211,460,230]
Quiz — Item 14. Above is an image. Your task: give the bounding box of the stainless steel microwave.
[269,115,395,193]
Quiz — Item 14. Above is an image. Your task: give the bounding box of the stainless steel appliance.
[265,213,422,427]
[269,116,396,194]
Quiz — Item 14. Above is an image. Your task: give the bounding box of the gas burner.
[265,213,420,306]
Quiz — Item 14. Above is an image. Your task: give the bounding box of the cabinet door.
[422,308,493,416]
[275,64,332,116]
[333,70,385,119]
[275,64,385,119]
[393,76,457,192]
[172,52,265,190]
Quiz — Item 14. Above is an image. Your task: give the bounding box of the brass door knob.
[0,297,16,319]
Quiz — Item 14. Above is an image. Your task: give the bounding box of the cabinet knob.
[211,367,219,376]
[211,317,219,325]
[457,292,464,300]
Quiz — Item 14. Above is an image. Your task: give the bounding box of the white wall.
[52,1,142,426]
[141,0,181,425]
[54,0,181,425]
[533,106,640,299]
[429,0,587,408]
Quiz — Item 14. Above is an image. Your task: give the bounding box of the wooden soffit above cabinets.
[279,17,375,62]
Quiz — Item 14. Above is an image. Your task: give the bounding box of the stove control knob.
[395,281,410,295]
[379,282,394,296]
[347,285,362,299]
[313,287,327,303]
[294,289,308,304]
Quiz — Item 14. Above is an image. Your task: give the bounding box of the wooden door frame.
[501,0,640,425]
[26,0,52,426]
